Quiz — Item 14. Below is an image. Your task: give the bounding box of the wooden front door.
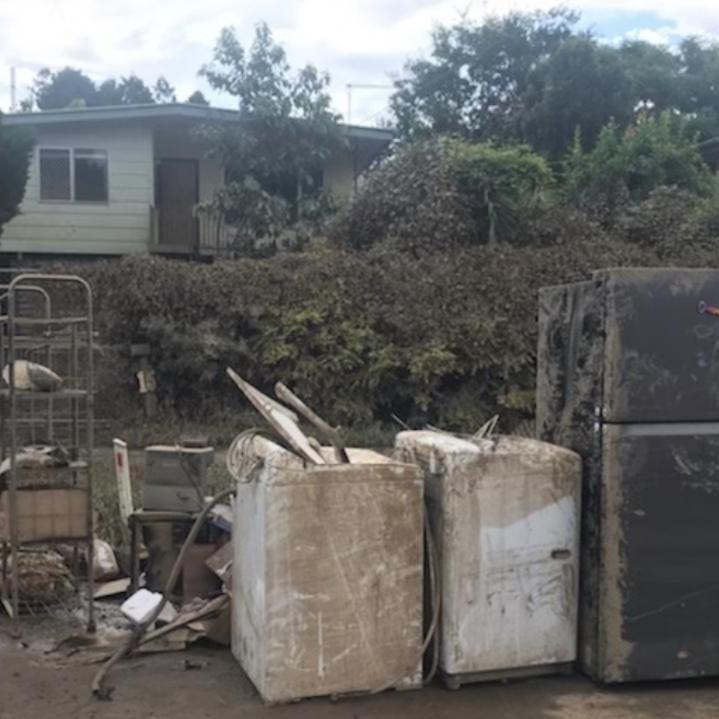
[157,159,198,249]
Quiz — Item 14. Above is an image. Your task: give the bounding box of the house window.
[39,149,71,200]
[39,148,108,202]
[74,149,108,202]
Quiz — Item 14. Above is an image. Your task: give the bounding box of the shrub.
[0,114,33,238]
[54,236,716,438]
[331,138,554,252]
[563,113,714,221]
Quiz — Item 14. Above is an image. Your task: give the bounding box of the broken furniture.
[395,431,581,689]
[538,268,719,683]
[231,433,425,703]
[0,274,95,631]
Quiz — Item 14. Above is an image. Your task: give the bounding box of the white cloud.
[0,0,718,123]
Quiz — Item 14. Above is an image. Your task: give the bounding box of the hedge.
[51,236,719,439]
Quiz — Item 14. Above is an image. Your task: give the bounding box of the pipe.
[92,488,236,700]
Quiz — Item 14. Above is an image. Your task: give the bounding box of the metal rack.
[0,274,95,632]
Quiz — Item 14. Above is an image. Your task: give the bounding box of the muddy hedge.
[55,239,718,437]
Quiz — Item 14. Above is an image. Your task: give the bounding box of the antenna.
[10,66,17,112]
[345,83,393,126]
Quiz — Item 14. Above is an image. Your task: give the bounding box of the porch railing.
[149,205,236,256]
[194,205,236,256]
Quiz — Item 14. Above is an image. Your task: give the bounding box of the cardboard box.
[0,488,88,542]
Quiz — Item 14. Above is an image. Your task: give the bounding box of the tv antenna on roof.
[346,83,392,127]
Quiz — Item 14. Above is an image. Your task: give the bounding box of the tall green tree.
[187,90,210,105]
[390,8,579,142]
[153,76,177,103]
[677,37,719,141]
[0,113,34,238]
[27,67,176,109]
[198,22,344,255]
[33,67,97,110]
[524,36,634,157]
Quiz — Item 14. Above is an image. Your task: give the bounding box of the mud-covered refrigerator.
[537,268,719,683]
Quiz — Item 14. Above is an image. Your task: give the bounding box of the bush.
[331,138,554,252]
[563,113,714,221]
[0,114,34,237]
[54,235,719,439]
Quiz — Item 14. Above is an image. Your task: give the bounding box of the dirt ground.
[3,619,719,719]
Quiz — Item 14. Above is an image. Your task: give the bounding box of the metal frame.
[0,273,95,632]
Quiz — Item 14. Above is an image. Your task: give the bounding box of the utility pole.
[10,66,17,112]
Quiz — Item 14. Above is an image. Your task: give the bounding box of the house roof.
[2,102,394,142]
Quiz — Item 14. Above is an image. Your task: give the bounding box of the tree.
[563,113,714,220]
[390,8,578,142]
[153,76,177,103]
[524,36,634,157]
[677,37,719,141]
[0,113,34,238]
[187,90,209,105]
[118,75,154,104]
[198,23,344,255]
[26,68,170,109]
[619,40,680,113]
[32,67,97,110]
[95,78,125,106]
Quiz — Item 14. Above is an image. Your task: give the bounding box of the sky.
[0,0,718,125]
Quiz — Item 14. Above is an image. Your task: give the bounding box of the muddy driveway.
[3,618,719,719]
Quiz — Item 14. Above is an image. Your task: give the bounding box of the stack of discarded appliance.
[220,367,583,703]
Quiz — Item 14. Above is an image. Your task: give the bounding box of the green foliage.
[187,90,210,105]
[524,36,634,157]
[26,67,193,110]
[197,23,344,255]
[56,234,719,436]
[563,113,714,218]
[0,113,34,237]
[32,67,97,110]
[153,76,176,103]
[391,8,578,143]
[449,141,554,243]
[391,10,719,156]
[332,138,553,251]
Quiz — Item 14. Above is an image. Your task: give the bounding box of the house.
[1,103,392,259]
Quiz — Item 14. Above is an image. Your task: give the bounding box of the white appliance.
[395,431,581,688]
[232,436,424,703]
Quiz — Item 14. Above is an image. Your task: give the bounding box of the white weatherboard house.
[1,103,392,259]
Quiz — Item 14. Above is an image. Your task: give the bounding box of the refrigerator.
[537,268,719,683]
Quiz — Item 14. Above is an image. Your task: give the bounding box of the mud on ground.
[3,613,719,719]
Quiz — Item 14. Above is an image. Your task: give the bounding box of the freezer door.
[599,422,719,682]
[601,268,719,422]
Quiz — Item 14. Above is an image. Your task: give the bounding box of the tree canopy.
[391,9,719,156]
[26,67,204,110]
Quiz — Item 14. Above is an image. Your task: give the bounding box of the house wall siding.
[1,123,154,255]
[324,147,355,199]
